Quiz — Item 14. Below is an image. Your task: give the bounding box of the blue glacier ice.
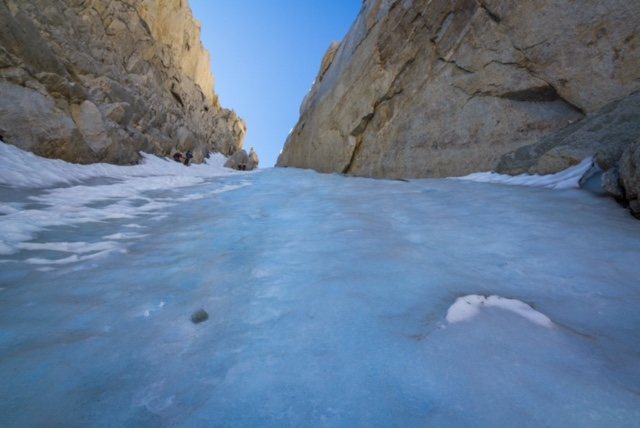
[1,143,639,427]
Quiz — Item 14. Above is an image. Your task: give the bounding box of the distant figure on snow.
[173,152,184,163]
[184,150,193,166]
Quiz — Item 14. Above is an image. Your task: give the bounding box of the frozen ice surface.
[1,145,640,427]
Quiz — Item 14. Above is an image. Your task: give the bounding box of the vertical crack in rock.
[477,0,501,23]
[433,0,480,62]
[344,89,404,174]
[342,134,365,174]
[343,58,414,174]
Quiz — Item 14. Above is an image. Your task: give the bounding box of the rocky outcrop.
[497,92,640,175]
[618,142,640,217]
[497,91,640,217]
[578,139,640,219]
[0,0,246,165]
[277,0,640,180]
[224,148,259,171]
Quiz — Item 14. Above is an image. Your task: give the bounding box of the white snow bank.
[455,157,593,190]
[446,295,554,328]
[0,141,235,188]
[0,142,250,257]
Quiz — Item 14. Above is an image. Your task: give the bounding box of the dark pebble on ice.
[191,309,209,324]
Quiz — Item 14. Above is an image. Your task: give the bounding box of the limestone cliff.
[0,0,246,165]
[277,0,640,180]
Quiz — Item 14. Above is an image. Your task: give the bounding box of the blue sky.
[190,1,362,167]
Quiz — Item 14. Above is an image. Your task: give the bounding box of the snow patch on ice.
[137,301,166,319]
[25,248,124,265]
[455,157,593,190]
[132,380,175,413]
[446,295,554,328]
[103,233,148,240]
[18,241,120,254]
[0,143,250,259]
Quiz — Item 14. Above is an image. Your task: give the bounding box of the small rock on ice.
[191,309,209,324]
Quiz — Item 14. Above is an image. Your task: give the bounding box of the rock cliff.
[497,91,640,217]
[277,0,640,181]
[0,0,246,165]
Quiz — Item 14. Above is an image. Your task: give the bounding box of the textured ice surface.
[1,145,640,427]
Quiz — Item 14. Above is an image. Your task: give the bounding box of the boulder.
[497,92,640,217]
[602,168,624,201]
[248,147,260,170]
[224,148,259,171]
[619,141,640,218]
[497,92,640,175]
[71,100,111,154]
[0,81,97,163]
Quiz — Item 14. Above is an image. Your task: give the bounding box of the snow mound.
[455,157,593,190]
[446,295,554,328]
[0,141,235,189]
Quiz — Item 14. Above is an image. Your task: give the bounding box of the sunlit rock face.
[277,0,640,180]
[0,0,246,165]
